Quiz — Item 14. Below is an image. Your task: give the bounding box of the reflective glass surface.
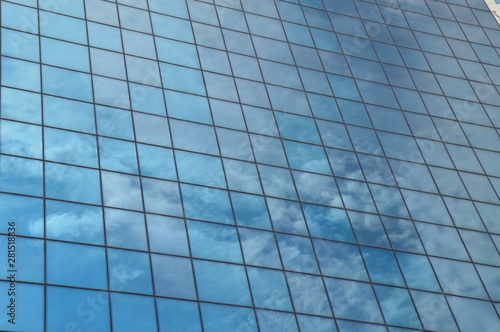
[1,0,500,330]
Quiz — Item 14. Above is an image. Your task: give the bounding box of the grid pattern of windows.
[0,0,500,331]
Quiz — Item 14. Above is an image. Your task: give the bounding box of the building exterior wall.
[0,0,499,331]
[484,0,500,23]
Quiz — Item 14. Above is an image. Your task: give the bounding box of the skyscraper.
[0,0,499,331]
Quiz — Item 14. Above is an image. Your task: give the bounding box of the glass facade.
[0,0,499,331]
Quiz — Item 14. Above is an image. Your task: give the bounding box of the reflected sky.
[325,277,383,323]
[2,1,500,331]
[286,272,332,316]
[313,239,368,281]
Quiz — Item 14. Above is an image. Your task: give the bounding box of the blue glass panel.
[1,87,41,124]
[161,63,205,95]
[142,178,183,216]
[217,129,254,161]
[171,120,218,155]
[314,238,368,280]
[133,112,171,147]
[243,106,279,136]
[303,204,354,242]
[231,192,272,230]
[338,99,372,127]
[101,171,142,211]
[251,134,288,167]
[275,113,321,144]
[235,78,270,108]
[347,126,383,156]
[122,30,156,59]
[2,237,43,283]
[443,197,484,231]
[93,76,130,109]
[1,28,39,61]
[1,2,38,33]
[152,254,197,300]
[88,22,122,52]
[2,57,40,92]
[239,228,281,269]
[328,74,361,101]
[286,272,332,316]
[260,60,302,89]
[382,217,424,253]
[325,147,364,180]
[86,0,119,25]
[460,229,500,265]
[181,184,234,224]
[42,37,89,72]
[0,120,42,159]
[176,151,226,188]
[105,208,147,251]
[46,200,104,245]
[137,144,177,180]
[211,100,246,131]
[258,310,299,332]
[337,320,387,332]
[411,290,459,332]
[96,106,134,140]
[188,220,242,263]
[45,128,98,168]
[369,184,410,218]
[157,298,202,332]
[431,258,488,299]
[258,165,297,199]
[193,22,225,49]
[108,249,153,294]
[447,296,500,332]
[284,141,331,175]
[293,171,342,207]
[276,234,319,273]
[0,193,43,237]
[361,247,405,286]
[229,53,262,80]
[325,278,383,323]
[248,267,292,311]
[307,94,342,121]
[42,65,92,102]
[319,123,353,150]
[47,241,107,289]
[401,190,452,225]
[311,28,341,52]
[374,285,422,329]
[43,96,95,134]
[129,84,166,116]
[147,215,189,256]
[476,265,500,302]
[204,72,238,102]
[111,293,157,332]
[41,11,87,44]
[195,260,252,306]
[267,197,308,235]
[200,303,258,332]
[348,211,390,248]
[416,222,469,260]
[396,252,440,292]
[337,178,377,213]
[165,90,211,124]
[224,159,262,194]
[45,163,100,205]
[297,315,337,332]
[47,286,110,332]
[299,68,332,96]
[0,282,42,331]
